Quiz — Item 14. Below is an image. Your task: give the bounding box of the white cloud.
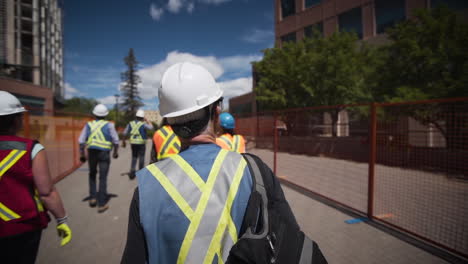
[242,28,274,43]
[167,0,183,13]
[219,77,252,99]
[149,0,230,21]
[199,0,231,4]
[187,2,195,13]
[64,82,85,99]
[219,54,262,74]
[150,4,164,20]
[135,51,258,110]
[97,96,118,105]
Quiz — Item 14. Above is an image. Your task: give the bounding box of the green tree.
[376,6,468,148]
[254,31,376,136]
[376,6,468,101]
[62,97,98,114]
[121,48,143,123]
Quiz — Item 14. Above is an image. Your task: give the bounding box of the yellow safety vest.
[143,149,247,263]
[153,125,181,160]
[86,120,112,150]
[129,121,145,144]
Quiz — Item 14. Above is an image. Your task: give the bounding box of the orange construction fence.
[19,108,92,183]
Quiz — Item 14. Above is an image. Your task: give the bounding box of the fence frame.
[240,97,468,261]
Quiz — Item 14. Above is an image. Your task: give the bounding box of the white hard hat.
[136,109,145,118]
[0,91,27,116]
[92,104,109,117]
[159,62,223,118]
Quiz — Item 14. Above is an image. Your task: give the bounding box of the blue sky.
[64,0,274,110]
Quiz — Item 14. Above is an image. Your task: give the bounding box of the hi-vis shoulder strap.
[156,126,180,160]
[218,134,233,150]
[232,135,245,153]
[146,149,247,263]
[129,121,145,144]
[0,149,27,221]
[87,120,112,149]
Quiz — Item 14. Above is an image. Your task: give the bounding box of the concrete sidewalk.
[36,144,449,263]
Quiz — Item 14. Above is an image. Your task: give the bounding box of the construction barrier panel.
[235,97,468,260]
[19,108,92,183]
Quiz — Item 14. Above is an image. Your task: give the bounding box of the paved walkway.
[36,142,449,263]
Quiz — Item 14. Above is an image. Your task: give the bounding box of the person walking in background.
[216,112,246,153]
[149,118,180,164]
[0,91,72,264]
[78,104,119,213]
[122,110,153,179]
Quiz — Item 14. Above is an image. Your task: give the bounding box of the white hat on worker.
[158,62,223,118]
[92,104,109,117]
[136,109,145,118]
[0,91,27,116]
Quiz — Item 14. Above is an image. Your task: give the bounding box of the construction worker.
[121,62,297,263]
[149,118,181,163]
[216,112,246,153]
[0,91,72,263]
[78,104,119,213]
[122,110,154,179]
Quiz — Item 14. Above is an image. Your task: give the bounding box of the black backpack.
[227,154,327,264]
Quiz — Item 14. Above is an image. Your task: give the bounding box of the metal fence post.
[23,110,31,138]
[72,116,77,167]
[368,103,377,219]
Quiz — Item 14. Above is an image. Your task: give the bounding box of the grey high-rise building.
[0,0,64,105]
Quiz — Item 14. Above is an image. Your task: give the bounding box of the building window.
[431,0,468,9]
[338,7,363,39]
[281,0,295,19]
[305,0,321,8]
[281,32,296,43]
[22,19,33,32]
[21,6,33,18]
[304,22,323,38]
[375,0,405,34]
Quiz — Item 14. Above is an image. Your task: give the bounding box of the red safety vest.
[0,135,49,238]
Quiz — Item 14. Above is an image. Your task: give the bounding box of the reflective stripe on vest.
[87,120,112,149]
[155,126,181,160]
[146,149,247,263]
[0,149,27,178]
[217,134,233,151]
[0,149,27,221]
[0,202,20,221]
[129,121,145,144]
[232,135,245,153]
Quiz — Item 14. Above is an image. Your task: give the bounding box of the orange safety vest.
[153,125,181,160]
[0,135,49,238]
[216,133,246,153]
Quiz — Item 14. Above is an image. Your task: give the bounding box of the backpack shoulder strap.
[241,153,269,239]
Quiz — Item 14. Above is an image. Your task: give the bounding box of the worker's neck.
[182,131,216,147]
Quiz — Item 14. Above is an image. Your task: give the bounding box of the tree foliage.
[376,6,468,101]
[121,48,143,123]
[375,7,468,149]
[62,97,98,115]
[253,31,377,136]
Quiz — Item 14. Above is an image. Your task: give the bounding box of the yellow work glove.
[57,223,72,246]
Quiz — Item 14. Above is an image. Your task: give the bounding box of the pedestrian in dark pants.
[122,110,153,179]
[78,104,119,213]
